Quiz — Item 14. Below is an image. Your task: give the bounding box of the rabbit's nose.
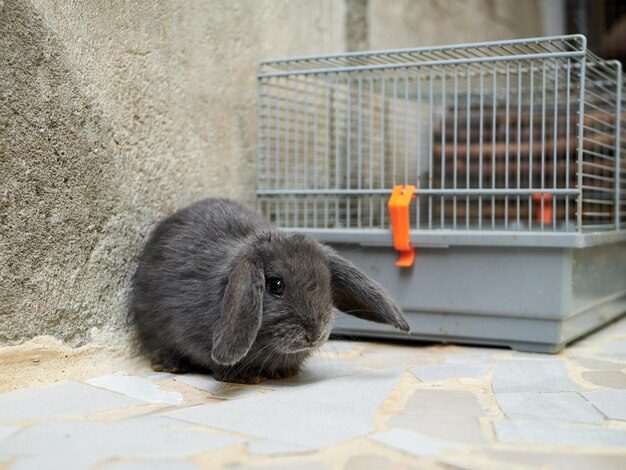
[304,329,320,345]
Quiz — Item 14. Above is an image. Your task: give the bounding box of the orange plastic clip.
[388,185,416,268]
[532,193,553,224]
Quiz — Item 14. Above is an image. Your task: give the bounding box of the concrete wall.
[368,0,543,49]
[0,0,543,348]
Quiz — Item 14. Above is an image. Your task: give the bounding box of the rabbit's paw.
[150,352,193,374]
[214,371,264,385]
[269,368,299,380]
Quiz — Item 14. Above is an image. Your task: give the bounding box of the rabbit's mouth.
[281,343,317,354]
[280,338,325,354]
[280,333,329,354]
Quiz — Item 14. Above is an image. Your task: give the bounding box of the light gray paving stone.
[0,381,143,422]
[87,373,183,405]
[246,440,314,455]
[266,461,331,470]
[103,459,200,470]
[572,357,626,370]
[166,366,403,449]
[509,348,573,358]
[493,420,626,448]
[606,318,626,334]
[233,460,329,470]
[120,415,191,427]
[9,454,104,470]
[390,389,487,444]
[353,347,434,369]
[173,374,230,393]
[410,362,492,381]
[212,387,263,400]
[582,370,626,389]
[371,428,467,457]
[602,339,626,360]
[344,455,416,470]
[495,391,604,424]
[173,375,263,399]
[144,371,176,381]
[483,449,626,470]
[0,424,19,443]
[582,390,626,421]
[261,358,358,388]
[586,321,625,341]
[0,416,243,459]
[444,353,494,364]
[594,318,626,337]
[399,389,486,417]
[492,360,580,394]
[390,414,486,444]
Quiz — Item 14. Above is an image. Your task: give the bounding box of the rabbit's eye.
[267,278,286,297]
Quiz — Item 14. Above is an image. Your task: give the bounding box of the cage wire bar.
[256,35,626,243]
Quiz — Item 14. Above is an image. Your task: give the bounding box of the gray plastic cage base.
[326,238,626,354]
[333,302,626,353]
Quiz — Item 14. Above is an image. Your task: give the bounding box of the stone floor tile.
[493,420,626,448]
[410,362,492,381]
[610,318,626,334]
[0,381,143,422]
[9,454,104,470]
[261,358,358,388]
[444,353,494,364]
[0,424,18,443]
[0,417,243,459]
[483,449,626,470]
[173,376,263,399]
[371,428,467,457]
[232,460,329,470]
[391,414,486,444]
[103,459,200,470]
[398,389,486,417]
[246,440,314,455]
[121,415,185,427]
[144,372,176,381]
[495,391,604,424]
[571,357,626,370]
[390,389,487,444]
[87,373,183,405]
[582,370,626,389]
[492,360,579,394]
[582,390,626,421]
[344,455,417,470]
[212,387,263,400]
[602,339,626,360]
[352,347,436,369]
[173,374,230,393]
[166,366,403,449]
[5,326,626,466]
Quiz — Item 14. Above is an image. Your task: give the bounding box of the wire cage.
[256,35,626,352]
[257,35,625,241]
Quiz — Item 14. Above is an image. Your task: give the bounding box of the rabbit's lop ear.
[212,257,264,365]
[324,247,410,333]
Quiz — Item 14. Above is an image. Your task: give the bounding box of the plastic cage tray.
[256,35,626,352]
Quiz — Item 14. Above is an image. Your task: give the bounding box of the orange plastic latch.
[532,193,553,224]
[388,185,416,268]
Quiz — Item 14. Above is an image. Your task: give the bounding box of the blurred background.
[1,0,625,349]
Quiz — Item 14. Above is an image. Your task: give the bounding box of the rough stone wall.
[0,0,345,347]
[368,0,543,49]
[0,0,544,347]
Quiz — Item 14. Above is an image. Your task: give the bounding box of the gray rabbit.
[130,198,409,383]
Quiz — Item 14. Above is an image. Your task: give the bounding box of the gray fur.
[130,198,409,383]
